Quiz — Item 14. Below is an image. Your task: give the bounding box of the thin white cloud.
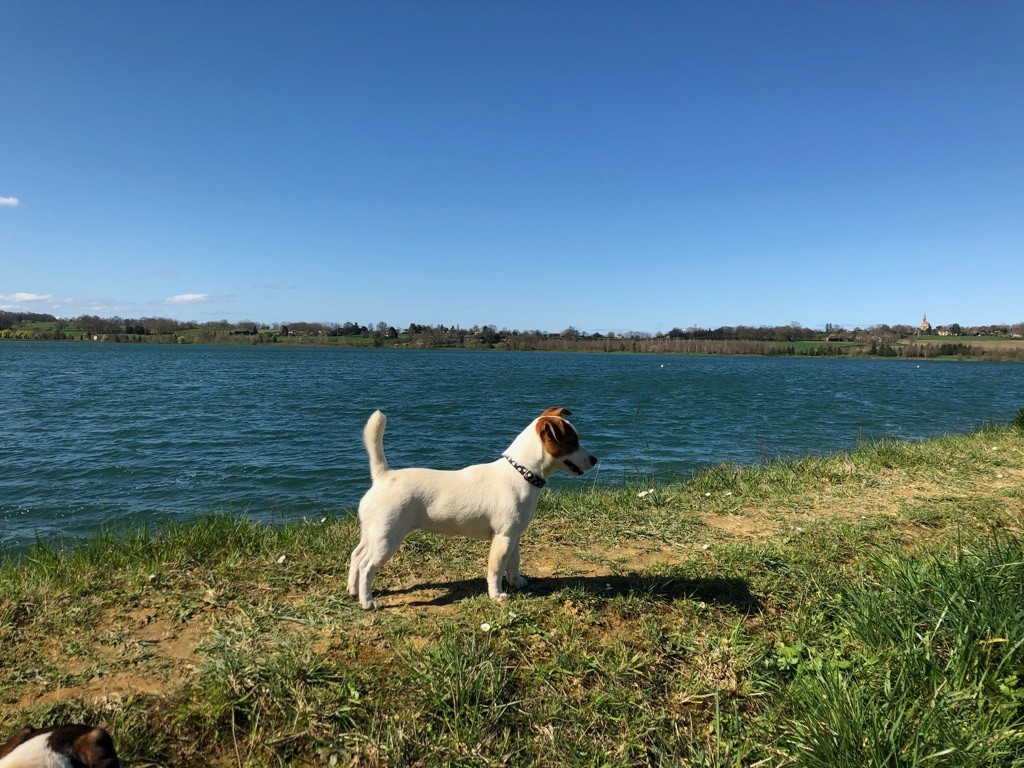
[0,292,54,302]
[80,299,137,314]
[255,282,298,290]
[0,196,19,208]
[164,293,212,305]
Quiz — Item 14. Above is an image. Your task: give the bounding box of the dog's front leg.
[487,534,515,600]
[505,539,528,590]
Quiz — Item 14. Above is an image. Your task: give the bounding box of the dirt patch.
[12,607,208,714]
[21,673,168,708]
[700,512,779,540]
[127,610,206,663]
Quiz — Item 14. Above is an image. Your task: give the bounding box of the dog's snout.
[589,454,599,467]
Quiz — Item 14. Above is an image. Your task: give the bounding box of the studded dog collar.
[503,455,546,488]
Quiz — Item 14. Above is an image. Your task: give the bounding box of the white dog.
[348,407,598,609]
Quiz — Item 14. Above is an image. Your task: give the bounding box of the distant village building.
[919,314,932,334]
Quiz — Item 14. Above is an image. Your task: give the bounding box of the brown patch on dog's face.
[536,410,580,458]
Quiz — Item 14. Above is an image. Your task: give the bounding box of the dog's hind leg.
[348,539,367,597]
[356,532,402,610]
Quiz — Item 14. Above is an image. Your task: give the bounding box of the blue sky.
[2,2,1021,334]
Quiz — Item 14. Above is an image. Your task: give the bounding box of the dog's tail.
[363,410,390,482]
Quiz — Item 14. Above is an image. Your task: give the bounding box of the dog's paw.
[509,575,528,590]
[491,592,510,602]
[360,598,379,610]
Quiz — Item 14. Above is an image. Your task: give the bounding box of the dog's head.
[536,407,599,476]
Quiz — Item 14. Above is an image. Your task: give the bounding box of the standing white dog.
[348,407,598,609]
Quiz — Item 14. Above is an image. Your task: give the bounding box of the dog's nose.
[589,455,599,466]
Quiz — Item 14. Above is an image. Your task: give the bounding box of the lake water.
[2,342,1022,547]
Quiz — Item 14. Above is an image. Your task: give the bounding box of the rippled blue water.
[1,342,1021,546]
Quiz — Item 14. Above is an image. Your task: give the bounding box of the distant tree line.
[3,310,1023,359]
[5,309,1022,340]
[0,310,61,329]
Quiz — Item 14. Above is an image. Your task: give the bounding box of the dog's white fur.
[347,407,598,609]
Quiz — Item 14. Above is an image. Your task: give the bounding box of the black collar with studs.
[503,455,546,488]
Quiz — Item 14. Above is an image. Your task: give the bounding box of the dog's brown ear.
[0,726,35,758]
[537,416,566,450]
[540,406,572,419]
[73,727,120,768]
[536,413,580,456]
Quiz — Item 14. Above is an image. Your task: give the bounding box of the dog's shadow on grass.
[382,571,761,615]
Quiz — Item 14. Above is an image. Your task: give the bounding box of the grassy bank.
[2,421,1023,767]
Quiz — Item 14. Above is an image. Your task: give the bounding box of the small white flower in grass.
[724,491,733,497]
[704,492,712,497]
[277,555,287,565]
[480,622,491,633]
[997,473,1005,479]
[320,517,327,524]
[637,488,655,498]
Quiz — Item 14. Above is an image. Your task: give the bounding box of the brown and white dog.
[348,407,598,609]
[0,725,119,768]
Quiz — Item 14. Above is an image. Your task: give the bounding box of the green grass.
[777,533,1024,766]
[1,423,1023,766]
[772,340,867,352]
